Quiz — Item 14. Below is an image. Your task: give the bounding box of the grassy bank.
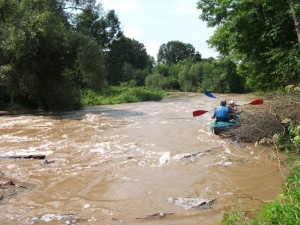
[80,86,166,106]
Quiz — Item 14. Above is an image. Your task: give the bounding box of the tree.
[0,0,82,109]
[157,41,201,64]
[107,37,154,85]
[74,8,123,49]
[0,0,110,110]
[197,0,300,90]
[74,36,107,91]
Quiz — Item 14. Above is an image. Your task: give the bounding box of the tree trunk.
[288,0,300,43]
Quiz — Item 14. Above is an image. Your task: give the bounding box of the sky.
[99,0,219,60]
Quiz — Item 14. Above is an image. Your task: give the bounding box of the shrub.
[80,87,165,106]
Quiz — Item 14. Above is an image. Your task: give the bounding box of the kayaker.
[229,100,237,111]
[212,99,230,122]
[228,100,241,120]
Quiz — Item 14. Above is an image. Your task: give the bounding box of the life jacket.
[214,106,229,120]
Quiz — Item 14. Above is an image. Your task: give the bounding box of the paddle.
[204,90,264,105]
[192,99,264,117]
[193,110,209,117]
[204,90,218,99]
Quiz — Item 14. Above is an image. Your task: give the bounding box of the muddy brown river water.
[0,92,285,225]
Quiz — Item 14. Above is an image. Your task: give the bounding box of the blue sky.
[100,0,219,60]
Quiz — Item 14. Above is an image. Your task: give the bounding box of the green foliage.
[106,37,154,85]
[157,40,201,64]
[177,61,203,92]
[254,164,300,225]
[0,0,84,110]
[145,73,166,90]
[81,86,165,105]
[152,57,244,93]
[75,36,107,91]
[197,0,300,91]
[74,7,123,50]
[276,122,300,154]
[222,211,248,225]
[1,0,155,110]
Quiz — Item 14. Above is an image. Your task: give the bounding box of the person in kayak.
[228,100,237,111]
[212,99,231,122]
[228,100,241,120]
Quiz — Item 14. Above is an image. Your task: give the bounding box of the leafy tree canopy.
[157,40,201,64]
[197,0,300,91]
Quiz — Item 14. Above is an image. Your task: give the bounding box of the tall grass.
[80,86,166,106]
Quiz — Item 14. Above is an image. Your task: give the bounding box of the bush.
[145,73,165,89]
[80,86,166,106]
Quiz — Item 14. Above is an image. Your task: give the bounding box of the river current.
[0,92,285,225]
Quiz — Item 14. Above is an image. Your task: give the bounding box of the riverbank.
[222,88,300,224]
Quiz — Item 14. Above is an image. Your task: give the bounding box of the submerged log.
[0,154,46,160]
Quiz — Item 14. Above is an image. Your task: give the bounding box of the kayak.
[210,114,241,135]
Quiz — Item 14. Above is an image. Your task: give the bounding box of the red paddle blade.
[249,99,264,105]
[193,110,208,117]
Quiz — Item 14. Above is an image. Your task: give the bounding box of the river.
[0,92,285,225]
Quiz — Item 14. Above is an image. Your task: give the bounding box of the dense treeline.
[1,0,299,111]
[0,0,155,110]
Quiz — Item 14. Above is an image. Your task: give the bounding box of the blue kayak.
[210,114,241,135]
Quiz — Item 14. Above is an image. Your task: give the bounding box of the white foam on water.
[159,152,170,165]
[223,161,233,166]
[224,148,231,154]
[215,159,233,166]
[35,122,53,127]
[90,142,110,153]
[138,161,146,167]
[0,134,37,142]
[82,113,99,122]
[2,147,53,157]
[83,203,90,209]
[41,214,56,222]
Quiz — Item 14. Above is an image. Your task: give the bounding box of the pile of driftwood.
[224,92,300,143]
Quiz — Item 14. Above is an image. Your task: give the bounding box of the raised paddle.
[204,90,218,99]
[192,99,264,117]
[204,91,264,105]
